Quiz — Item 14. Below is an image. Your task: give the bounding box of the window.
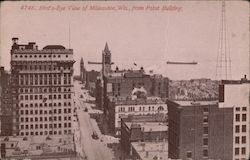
[235,137,240,144]
[241,147,246,155]
[203,138,208,146]
[242,107,247,111]
[242,114,246,121]
[242,136,246,144]
[236,114,240,122]
[236,107,240,111]
[242,125,246,132]
[235,148,239,155]
[203,116,208,123]
[203,107,209,114]
[203,149,208,157]
[203,127,208,134]
[235,125,240,133]
[186,151,192,158]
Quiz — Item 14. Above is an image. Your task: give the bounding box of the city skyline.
[0,1,249,80]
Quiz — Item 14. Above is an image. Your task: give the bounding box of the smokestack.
[12,37,19,44]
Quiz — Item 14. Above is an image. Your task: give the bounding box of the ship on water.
[166,61,198,65]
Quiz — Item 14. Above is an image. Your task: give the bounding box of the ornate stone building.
[10,38,75,136]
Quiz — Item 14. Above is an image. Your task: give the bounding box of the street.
[73,80,117,160]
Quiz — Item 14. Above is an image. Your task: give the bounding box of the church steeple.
[102,42,112,76]
[104,42,111,54]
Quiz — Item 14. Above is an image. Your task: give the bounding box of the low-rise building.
[131,141,168,160]
[0,135,75,159]
[107,94,167,134]
[121,114,168,155]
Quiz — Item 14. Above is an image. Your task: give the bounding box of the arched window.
[158,106,164,111]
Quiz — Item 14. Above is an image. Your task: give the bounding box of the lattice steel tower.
[215,0,232,80]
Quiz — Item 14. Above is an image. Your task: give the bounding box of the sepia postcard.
[0,1,249,160]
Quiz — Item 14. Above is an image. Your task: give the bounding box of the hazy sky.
[0,1,249,80]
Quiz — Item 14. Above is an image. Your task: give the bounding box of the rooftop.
[115,98,166,105]
[125,122,168,132]
[0,135,74,158]
[172,100,218,106]
[131,141,168,160]
[43,45,66,50]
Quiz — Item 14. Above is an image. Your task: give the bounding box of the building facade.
[10,38,75,136]
[218,78,250,160]
[0,67,13,136]
[167,100,234,160]
[120,114,168,155]
[80,57,86,84]
[107,95,168,134]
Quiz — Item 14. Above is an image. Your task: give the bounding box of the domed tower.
[102,42,112,76]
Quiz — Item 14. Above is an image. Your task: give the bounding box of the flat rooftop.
[173,100,218,106]
[115,98,166,105]
[131,141,168,160]
[125,122,168,132]
[0,135,74,158]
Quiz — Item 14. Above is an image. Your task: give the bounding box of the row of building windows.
[20,123,71,130]
[235,125,247,133]
[19,115,71,122]
[19,94,72,101]
[14,65,72,72]
[19,87,72,93]
[19,102,72,108]
[235,114,247,122]
[19,108,72,115]
[186,149,208,158]
[14,54,69,58]
[235,147,246,155]
[19,78,71,85]
[235,107,247,111]
[19,129,71,136]
[118,106,165,112]
[20,73,71,79]
[235,136,247,144]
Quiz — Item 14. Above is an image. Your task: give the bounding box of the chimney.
[12,37,19,44]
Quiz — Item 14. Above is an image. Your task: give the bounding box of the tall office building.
[0,67,13,136]
[219,78,250,160]
[167,77,249,160]
[80,57,86,83]
[10,38,75,136]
